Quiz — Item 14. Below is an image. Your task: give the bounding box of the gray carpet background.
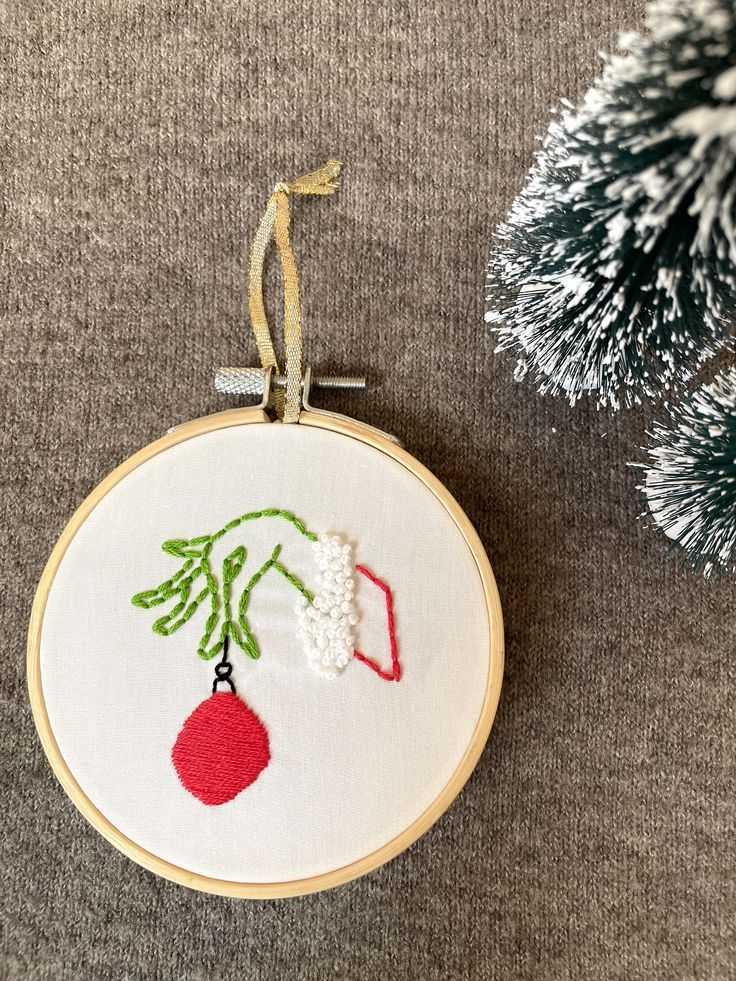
[2,1,735,978]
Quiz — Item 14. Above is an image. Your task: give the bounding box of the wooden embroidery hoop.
[27,407,504,899]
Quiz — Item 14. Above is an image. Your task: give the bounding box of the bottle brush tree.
[486,0,736,410]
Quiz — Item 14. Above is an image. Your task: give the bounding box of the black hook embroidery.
[212,635,236,694]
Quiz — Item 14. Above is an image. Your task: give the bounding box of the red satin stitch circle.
[172,692,270,806]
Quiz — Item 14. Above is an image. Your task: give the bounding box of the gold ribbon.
[247,159,342,422]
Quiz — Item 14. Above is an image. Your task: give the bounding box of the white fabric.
[40,423,491,883]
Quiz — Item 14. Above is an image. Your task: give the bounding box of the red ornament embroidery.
[172,691,270,805]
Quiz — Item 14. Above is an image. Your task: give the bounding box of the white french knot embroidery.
[294,534,359,678]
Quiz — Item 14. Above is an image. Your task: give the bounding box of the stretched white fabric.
[40,423,491,883]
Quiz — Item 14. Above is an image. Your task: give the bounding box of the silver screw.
[215,367,366,397]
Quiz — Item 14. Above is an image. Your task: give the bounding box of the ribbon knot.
[247,160,342,422]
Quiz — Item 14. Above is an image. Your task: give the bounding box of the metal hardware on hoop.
[301,367,402,445]
[213,364,402,445]
[215,367,366,402]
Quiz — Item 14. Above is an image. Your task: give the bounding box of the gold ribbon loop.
[247,160,342,423]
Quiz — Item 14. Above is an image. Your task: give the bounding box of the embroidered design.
[294,534,359,679]
[132,509,316,662]
[171,637,271,804]
[132,508,400,805]
[172,694,271,805]
[353,565,401,682]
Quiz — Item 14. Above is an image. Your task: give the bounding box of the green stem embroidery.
[233,545,314,659]
[132,509,316,662]
[213,509,317,545]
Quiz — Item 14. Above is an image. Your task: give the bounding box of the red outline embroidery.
[353,565,401,682]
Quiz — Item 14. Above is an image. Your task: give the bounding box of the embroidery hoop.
[27,406,504,899]
[28,161,503,897]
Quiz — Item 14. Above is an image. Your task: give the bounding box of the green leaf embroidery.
[223,546,246,584]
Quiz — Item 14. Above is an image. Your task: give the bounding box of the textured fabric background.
[2,1,734,979]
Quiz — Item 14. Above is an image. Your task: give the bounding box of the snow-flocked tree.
[486,0,736,409]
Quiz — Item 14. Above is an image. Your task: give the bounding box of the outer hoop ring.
[27,408,504,898]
